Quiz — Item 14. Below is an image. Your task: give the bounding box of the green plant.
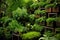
[4,30,11,40]
[54,33,60,40]
[25,0,33,8]
[1,16,12,23]
[34,9,46,15]
[34,9,41,15]
[0,0,59,40]
[7,20,25,33]
[46,18,56,26]
[56,28,60,31]
[0,27,4,37]
[38,2,47,7]
[39,0,46,2]
[1,16,12,27]
[29,14,35,21]
[35,16,46,23]
[45,3,57,8]
[41,10,46,15]
[44,31,53,37]
[39,35,58,40]
[14,26,25,33]
[39,31,57,40]
[26,23,31,30]
[30,2,39,9]
[0,27,12,40]
[12,7,28,20]
[22,31,41,40]
[32,24,44,31]
[56,17,60,22]
[6,0,32,12]
[45,0,52,3]
[46,18,56,23]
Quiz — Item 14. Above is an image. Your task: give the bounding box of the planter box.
[45,7,59,12]
[45,8,51,12]
[52,7,59,12]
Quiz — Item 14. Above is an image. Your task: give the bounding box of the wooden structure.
[45,7,59,13]
[44,7,60,33]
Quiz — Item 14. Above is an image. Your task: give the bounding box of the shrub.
[46,18,56,23]
[38,2,47,7]
[22,31,41,40]
[0,27,12,40]
[39,35,58,40]
[12,7,28,20]
[45,3,57,8]
[34,9,46,15]
[32,24,44,31]
[35,16,46,23]
[44,31,53,37]
[29,14,35,21]
[39,31,57,40]
[30,2,39,9]
[1,16,12,23]
[7,20,25,33]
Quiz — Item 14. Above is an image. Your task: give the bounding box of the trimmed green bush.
[46,18,56,23]
[7,20,25,33]
[12,7,28,19]
[32,24,44,31]
[22,31,41,40]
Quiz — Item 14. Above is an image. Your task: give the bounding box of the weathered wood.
[52,7,59,12]
[45,7,59,12]
[45,8,51,12]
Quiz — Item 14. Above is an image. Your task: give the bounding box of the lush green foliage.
[44,31,53,37]
[12,7,28,19]
[1,16,11,23]
[39,35,58,40]
[45,3,57,8]
[56,17,60,22]
[39,31,58,40]
[7,20,25,32]
[34,9,46,15]
[0,27,12,39]
[32,24,44,31]
[35,16,46,23]
[29,14,35,21]
[46,18,56,23]
[54,34,60,40]
[22,31,40,40]
[0,0,60,40]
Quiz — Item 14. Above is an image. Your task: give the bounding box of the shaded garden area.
[0,0,60,40]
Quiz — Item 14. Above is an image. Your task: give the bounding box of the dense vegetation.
[0,0,60,40]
